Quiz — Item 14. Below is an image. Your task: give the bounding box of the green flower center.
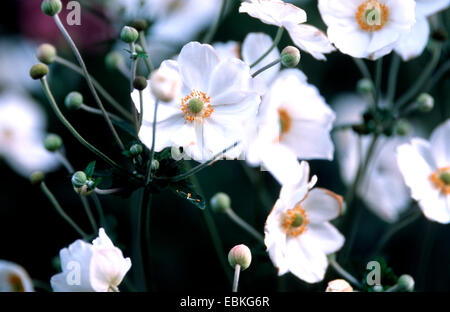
[188,98,204,114]
[291,213,304,228]
[440,171,450,185]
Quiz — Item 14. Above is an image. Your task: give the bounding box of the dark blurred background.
[0,0,449,292]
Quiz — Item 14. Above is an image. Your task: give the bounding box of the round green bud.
[440,171,450,185]
[41,0,62,16]
[357,78,374,95]
[280,46,301,68]
[129,144,143,156]
[417,93,434,112]
[395,119,412,136]
[397,274,414,292]
[30,171,45,185]
[135,44,145,55]
[44,133,63,152]
[151,159,160,171]
[30,63,49,80]
[133,76,148,91]
[37,43,57,64]
[188,98,204,114]
[72,171,87,188]
[120,26,139,43]
[372,285,384,292]
[105,51,124,70]
[131,19,149,32]
[210,192,231,213]
[228,244,252,271]
[64,92,83,110]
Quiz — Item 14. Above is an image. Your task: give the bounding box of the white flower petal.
[429,119,450,168]
[178,42,219,91]
[415,0,449,17]
[394,17,430,61]
[302,188,343,223]
[419,191,450,224]
[302,222,345,255]
[239,0,307,27]
[0,260,34,292]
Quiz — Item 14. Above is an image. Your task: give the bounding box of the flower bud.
[131,19,149,32]
[133,76,148,91]
[397,274,414,292]
[395,119,412,136]
[280,46,301,68]
[74,184,94,196]
[228,244,252,271]
[30,171,45,185]
[357,78,374,95]
[151,159,160,171]
[37,43,57,64]
[120,26,139,43]
[30,63,49,80]
[150,64,182,102]
[416,93,434,112]
[135,44,145,55]
[325,279,353,292]
[373,285,384,292]
[210,192,231,213]
[64,92,83,110]
[105,51,125,70]
[41,0,62,16]
[129,144,143,156]
[72,171,87,188]
[44,134,63,152]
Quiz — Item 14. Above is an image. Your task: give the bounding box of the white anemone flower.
[51,228,132,292]
[332,94,411,222]
[396,119,450,224]
[395,0,450,60]
[318,0,416,60]
[0,92,59,178]
[132,42,263,162]
[239,0,335,60]
[0,260,34,292]
[265,161,345,283]
[245,69,335,185]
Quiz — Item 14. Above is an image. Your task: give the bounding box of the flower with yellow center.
[245,69,335,186]
[132,42,263,163]
[0,260,34,292]
[265,161,345,283]
[397,119,450,224]
[319,0,416,59]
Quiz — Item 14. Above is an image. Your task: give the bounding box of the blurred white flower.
[318,0,416,60]
[325,279,353,292]
[239,0,335,60]
[394,0,450,60]
[0,38,38,91]
[133,42,263,162]
[0,92,59,178]
[0,260,34,292]
[265,161,344,283]
[397,119,450,224]
[246,69,335,185]
[332,94,411,222]
[150,60,183,102]
[51,228,132,292]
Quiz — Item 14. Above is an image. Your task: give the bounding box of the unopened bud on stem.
[30,172,45,185]
[397,274,414,292]
[41,0,62,16]
[416,93,434,112]
[64,92,83,110]
[44,134,63,152]
[280,46,300,68]
[37,43,57,64]
[210,192,231,213]
[30,63,49,80]
[133,76,148,91]
[228,244,252,271]
[120,26,139,43]
[357,78,374,95]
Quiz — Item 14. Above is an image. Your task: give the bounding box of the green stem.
[53,15,125,150]
[54,56,133,121]
[146,100,160,184]
[386,54,401,104]
[225,209,264,243]
[81,104,125,123]
[425,58,450,92]
[55,150,74,173]
[353,58,372,80]
[40,78,122,170]
[396,43,442,109]
[251,59,281,78]
[91,193,107,229]
[40,182,88,239]
[329,258,362,288]
[374,58,383,108]
[139,31,154,73]
[80,195,98,233]
[250,27,284,68]
[372,209,421,256]
[203,0,228,43]
[129,42,139,135]
[158,141,240,182]
[138,90,144,131]
[232,264,241,292]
